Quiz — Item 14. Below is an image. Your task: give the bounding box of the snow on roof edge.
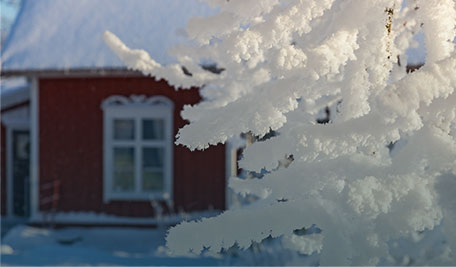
[0,77,29,110]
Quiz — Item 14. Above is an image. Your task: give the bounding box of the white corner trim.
[225,141,232,210]
[30,77,39,218]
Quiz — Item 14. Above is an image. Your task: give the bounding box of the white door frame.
[4,120,30,218]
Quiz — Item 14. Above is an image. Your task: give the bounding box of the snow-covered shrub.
[104,0,456,265]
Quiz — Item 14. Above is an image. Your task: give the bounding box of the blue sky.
[1,0,21,44]
[2,3,18,17]
[1,0,20,21]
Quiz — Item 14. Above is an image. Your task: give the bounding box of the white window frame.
[101,95,174,202]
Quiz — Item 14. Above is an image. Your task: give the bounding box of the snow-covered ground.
[0,225,223,266]
[1,223,452,266]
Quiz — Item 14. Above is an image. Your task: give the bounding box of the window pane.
[143,147,164,168]
[142,171,164,191]
[113,147,135,192]
[113,119,135,140]
[142,119,164,140]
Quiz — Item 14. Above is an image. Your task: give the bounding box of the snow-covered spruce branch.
[105,0,456,265]
[103,31,217,89]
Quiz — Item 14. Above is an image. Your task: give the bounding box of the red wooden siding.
[39,77,225,217]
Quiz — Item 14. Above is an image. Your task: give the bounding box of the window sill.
[104,192,171,202]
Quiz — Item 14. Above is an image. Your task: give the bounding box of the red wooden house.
[1,0,232,225]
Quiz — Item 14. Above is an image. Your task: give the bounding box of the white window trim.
[101,95,174,202]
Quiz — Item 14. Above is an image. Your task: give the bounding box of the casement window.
[101,95,173,201]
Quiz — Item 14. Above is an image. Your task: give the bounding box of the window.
[101,95,173,201]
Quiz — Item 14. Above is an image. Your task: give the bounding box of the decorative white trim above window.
[101,94,173,109]
[101,95,174,202]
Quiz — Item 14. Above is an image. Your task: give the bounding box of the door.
[12,130,30,217]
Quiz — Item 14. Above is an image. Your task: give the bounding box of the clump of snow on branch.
[104,0,456,265]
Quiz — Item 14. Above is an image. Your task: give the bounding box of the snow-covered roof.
[1,0,216,72]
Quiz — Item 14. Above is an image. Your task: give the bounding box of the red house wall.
[39,77,226,217]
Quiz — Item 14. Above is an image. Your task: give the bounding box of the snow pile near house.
[1,0,217,71]
[104,0,456,265]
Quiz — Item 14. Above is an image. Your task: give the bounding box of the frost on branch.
[104,0,456,265]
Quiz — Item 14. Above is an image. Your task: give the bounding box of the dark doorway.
[12,130,30,217]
